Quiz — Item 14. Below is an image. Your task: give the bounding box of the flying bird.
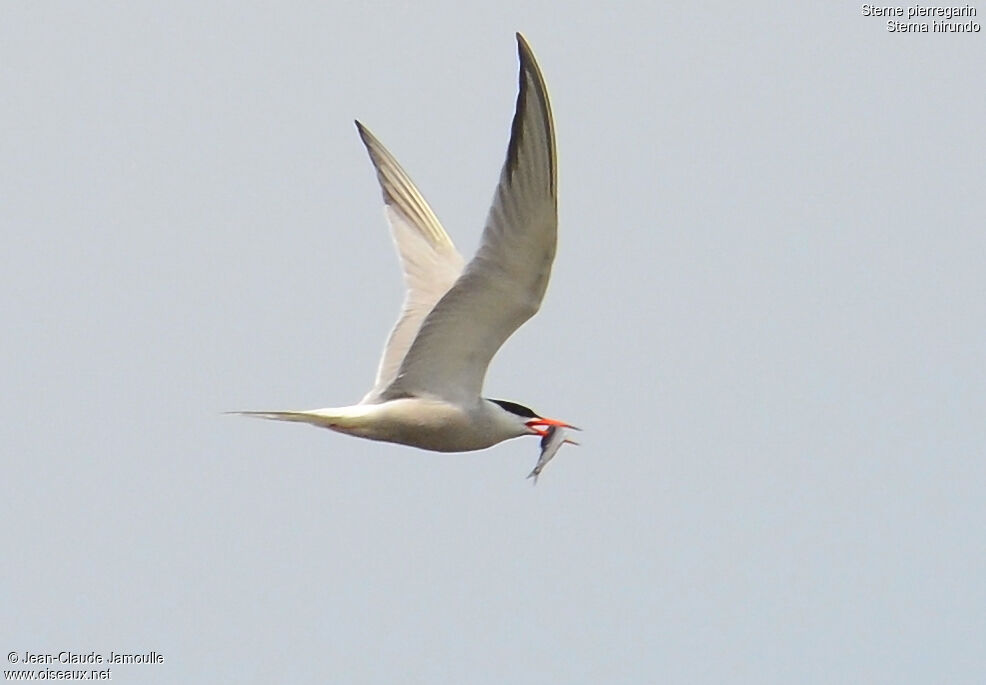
[236,34,578,457]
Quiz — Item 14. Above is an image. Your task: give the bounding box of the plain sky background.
[3,2,984,683]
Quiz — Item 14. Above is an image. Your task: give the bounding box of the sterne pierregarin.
[234,34,579,475]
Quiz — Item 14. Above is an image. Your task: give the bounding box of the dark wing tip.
[515,32,535,63]
[504,33,556,197]
[354,119,374,145]
[354,121,390,173]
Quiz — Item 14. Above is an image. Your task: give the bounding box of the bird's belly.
[353,398,500,453]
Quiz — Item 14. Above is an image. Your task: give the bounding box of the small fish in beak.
[527,425,579,483]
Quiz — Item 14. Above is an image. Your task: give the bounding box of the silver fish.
[527,425,579,483]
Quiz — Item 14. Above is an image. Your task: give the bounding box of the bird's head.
[488,399,580,437]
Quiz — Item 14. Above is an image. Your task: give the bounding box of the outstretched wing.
[380,33,557,405]
[354,122,465,402]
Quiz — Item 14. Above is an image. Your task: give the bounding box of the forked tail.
[231,410,327,425]
[227,407,367,432]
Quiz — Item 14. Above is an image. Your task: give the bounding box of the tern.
[236,34,578,454]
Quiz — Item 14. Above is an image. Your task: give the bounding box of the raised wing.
[381,34,557,405]
[354,121,465,402]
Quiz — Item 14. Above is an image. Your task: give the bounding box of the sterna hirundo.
[236,34,579,461]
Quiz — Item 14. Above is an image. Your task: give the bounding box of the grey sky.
[3,2,984,683]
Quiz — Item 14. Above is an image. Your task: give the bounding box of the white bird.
[236,33,578,454]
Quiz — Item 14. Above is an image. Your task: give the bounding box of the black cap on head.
[490,399,539,419]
